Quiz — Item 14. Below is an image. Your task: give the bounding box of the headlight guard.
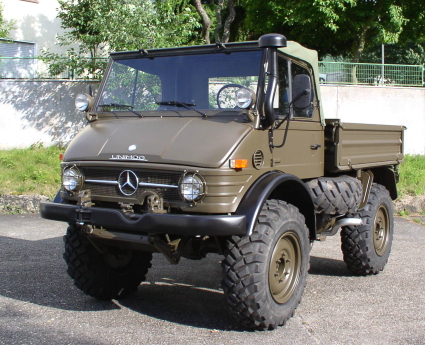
[62,166,83,193]
[179,172,206,202]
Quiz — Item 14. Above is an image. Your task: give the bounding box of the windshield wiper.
[156,101,207,118]
[98,103,142,117]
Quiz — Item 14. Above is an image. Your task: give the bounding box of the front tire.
[341,184,394,275]
[222,200,310,330]
[63,223,152,300]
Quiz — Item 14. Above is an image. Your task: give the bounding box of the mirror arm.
[269,115,291,149]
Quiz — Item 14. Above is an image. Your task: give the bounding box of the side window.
[275,56,290,115]
[292,63,315,118]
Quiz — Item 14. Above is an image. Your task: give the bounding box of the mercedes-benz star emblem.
[118,170,139,196]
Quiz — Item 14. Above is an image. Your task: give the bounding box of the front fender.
[235,171,316,238]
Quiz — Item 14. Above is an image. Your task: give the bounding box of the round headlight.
[179,174,205,202]
[75,93,93,112]
[62,166,82,192]
[236,87,255,109]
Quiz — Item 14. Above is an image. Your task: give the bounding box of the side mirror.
[292,74,312,109]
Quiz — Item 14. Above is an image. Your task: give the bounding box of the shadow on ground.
[1,233,354,331]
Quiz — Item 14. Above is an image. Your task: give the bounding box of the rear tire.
[63,223,152,300]
[341,184,393,275]
[222,200,309,330]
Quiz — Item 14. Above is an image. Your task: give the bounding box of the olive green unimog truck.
[40,34,405,330]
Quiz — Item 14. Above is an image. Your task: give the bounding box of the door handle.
[310,143,322,150]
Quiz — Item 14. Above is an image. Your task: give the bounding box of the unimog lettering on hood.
[41,34,405,331]
[110,154,148,161]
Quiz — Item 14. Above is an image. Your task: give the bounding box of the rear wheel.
[63,223,152,300]
[222,200,309,330]
[341,184,393,275]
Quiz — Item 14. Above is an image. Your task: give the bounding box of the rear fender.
[371,167,398,200]
[235,171,316,239]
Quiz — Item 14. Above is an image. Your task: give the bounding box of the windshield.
[96,50,262,114]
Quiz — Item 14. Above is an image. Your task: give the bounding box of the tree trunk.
[193,0,211,44]
[350,25,369,84]
[214,0,224,43]
[222,0,235,43]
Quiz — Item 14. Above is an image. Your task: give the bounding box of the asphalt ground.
[0,214,424,345]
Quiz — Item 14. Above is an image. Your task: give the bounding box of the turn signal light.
[59,153,64,161]
[230,159,248,169]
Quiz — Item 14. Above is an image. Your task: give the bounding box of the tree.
[241,0,417,64]
[0,1,15,39]
[361,41,425,65]
[42,0,160,78]
[162,0,240,44]
[154,0,202,47]
[42,0,204,78]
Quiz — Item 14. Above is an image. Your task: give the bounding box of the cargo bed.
[325,119,405,172]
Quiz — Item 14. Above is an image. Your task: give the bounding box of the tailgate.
[325,119,405,172]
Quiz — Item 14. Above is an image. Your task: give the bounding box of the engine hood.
[64,116,253,168]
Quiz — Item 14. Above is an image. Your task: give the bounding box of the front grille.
[81,167,181,202]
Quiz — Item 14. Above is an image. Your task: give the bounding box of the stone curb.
[0,194,424,215]
[393,195,425,215]
[0,194,50,214]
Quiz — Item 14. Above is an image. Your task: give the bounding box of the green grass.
[398,154,425,196]
[0,148,424,199]
[0,144,63,198]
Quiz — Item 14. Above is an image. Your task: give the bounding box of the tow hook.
[151,235,183,264]
[81,224,93,234]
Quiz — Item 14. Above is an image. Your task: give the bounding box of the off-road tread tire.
[340,184,393,275]
[306,176,362,215]
[63,224,152,300]
[222,200,309,330]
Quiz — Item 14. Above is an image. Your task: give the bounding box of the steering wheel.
[216,83,245,109]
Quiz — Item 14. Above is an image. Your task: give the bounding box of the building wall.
[321,85,425,155]
[0,80,99,149]
[0,81,423,155]
[3,0,65,55]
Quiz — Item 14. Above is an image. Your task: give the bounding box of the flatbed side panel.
[325,119,404,172]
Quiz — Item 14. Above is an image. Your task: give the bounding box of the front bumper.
[40,201,246,236]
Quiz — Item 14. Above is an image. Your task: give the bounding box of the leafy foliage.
[41,0,157,78]
[361,42,425,65]
[0,1,15,39]
[41,0,204,78]
[241,0,421,63]
[154,0,202,47]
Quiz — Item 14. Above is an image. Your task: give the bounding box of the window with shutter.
[0,40,36,78]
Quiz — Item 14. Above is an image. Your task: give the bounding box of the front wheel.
[341,184,394,275]
[63,223,153,300]
[222,200,310,330]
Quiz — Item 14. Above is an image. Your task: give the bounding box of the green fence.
[319,61,425,87]
[1,57,424,87]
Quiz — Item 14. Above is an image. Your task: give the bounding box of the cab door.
[270,56,324,179]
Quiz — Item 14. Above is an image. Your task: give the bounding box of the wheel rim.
[373,204,390,256]
[268,231,302,304]
[104,249,134,271]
